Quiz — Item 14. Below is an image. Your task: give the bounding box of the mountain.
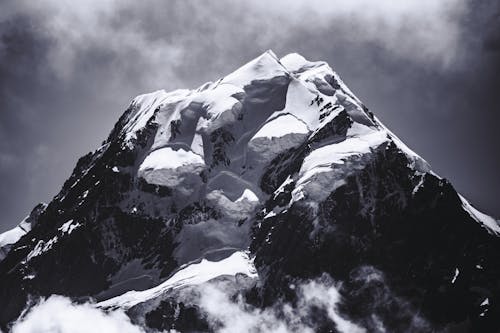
[1,51,499,332]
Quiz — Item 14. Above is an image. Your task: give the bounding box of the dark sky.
[0,0,499,232]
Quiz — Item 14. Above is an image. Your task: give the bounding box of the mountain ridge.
[1,50,499,332]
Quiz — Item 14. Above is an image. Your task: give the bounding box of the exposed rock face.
[0,51,499,332]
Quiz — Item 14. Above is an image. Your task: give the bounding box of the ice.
[98,251,257,309]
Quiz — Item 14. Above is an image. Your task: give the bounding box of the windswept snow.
[459,195,500,235]
[222,50,288,87]
[253,114,309,139]
[98,251,257,309]
[123,90,169,141]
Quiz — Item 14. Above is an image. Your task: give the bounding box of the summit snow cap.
[113,50,498,234]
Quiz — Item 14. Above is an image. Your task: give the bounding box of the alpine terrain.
[1,51,499,332]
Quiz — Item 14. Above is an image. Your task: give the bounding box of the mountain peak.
[1,51,500,331]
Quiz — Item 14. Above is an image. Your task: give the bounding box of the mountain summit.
[1,51,499,332]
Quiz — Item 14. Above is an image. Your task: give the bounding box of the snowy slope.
[1,50,499,332]
[98,251,257,309]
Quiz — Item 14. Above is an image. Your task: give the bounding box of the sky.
[0,0,499,232]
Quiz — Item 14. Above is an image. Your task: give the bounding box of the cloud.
[8,268,434,332]
[260,0,469,66]
[2,0,469,89]
[195,268,433,333]
[197,275,365,333]
[10,295,146,333]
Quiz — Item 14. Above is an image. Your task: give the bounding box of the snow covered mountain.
[1,50,499,332]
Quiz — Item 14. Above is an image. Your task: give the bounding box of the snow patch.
[98,251,257,309]
[140,147,205,171]
[58,220,81,235]
[248,114,309,164]
[26,237,58,262]
[253,114,309,139]
[235,189,259,203]
[451,268,459,284]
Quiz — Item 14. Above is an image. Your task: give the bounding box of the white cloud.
[197,276,366,333]
[11,295,145,333]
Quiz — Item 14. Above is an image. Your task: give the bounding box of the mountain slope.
[0,51,499,332]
